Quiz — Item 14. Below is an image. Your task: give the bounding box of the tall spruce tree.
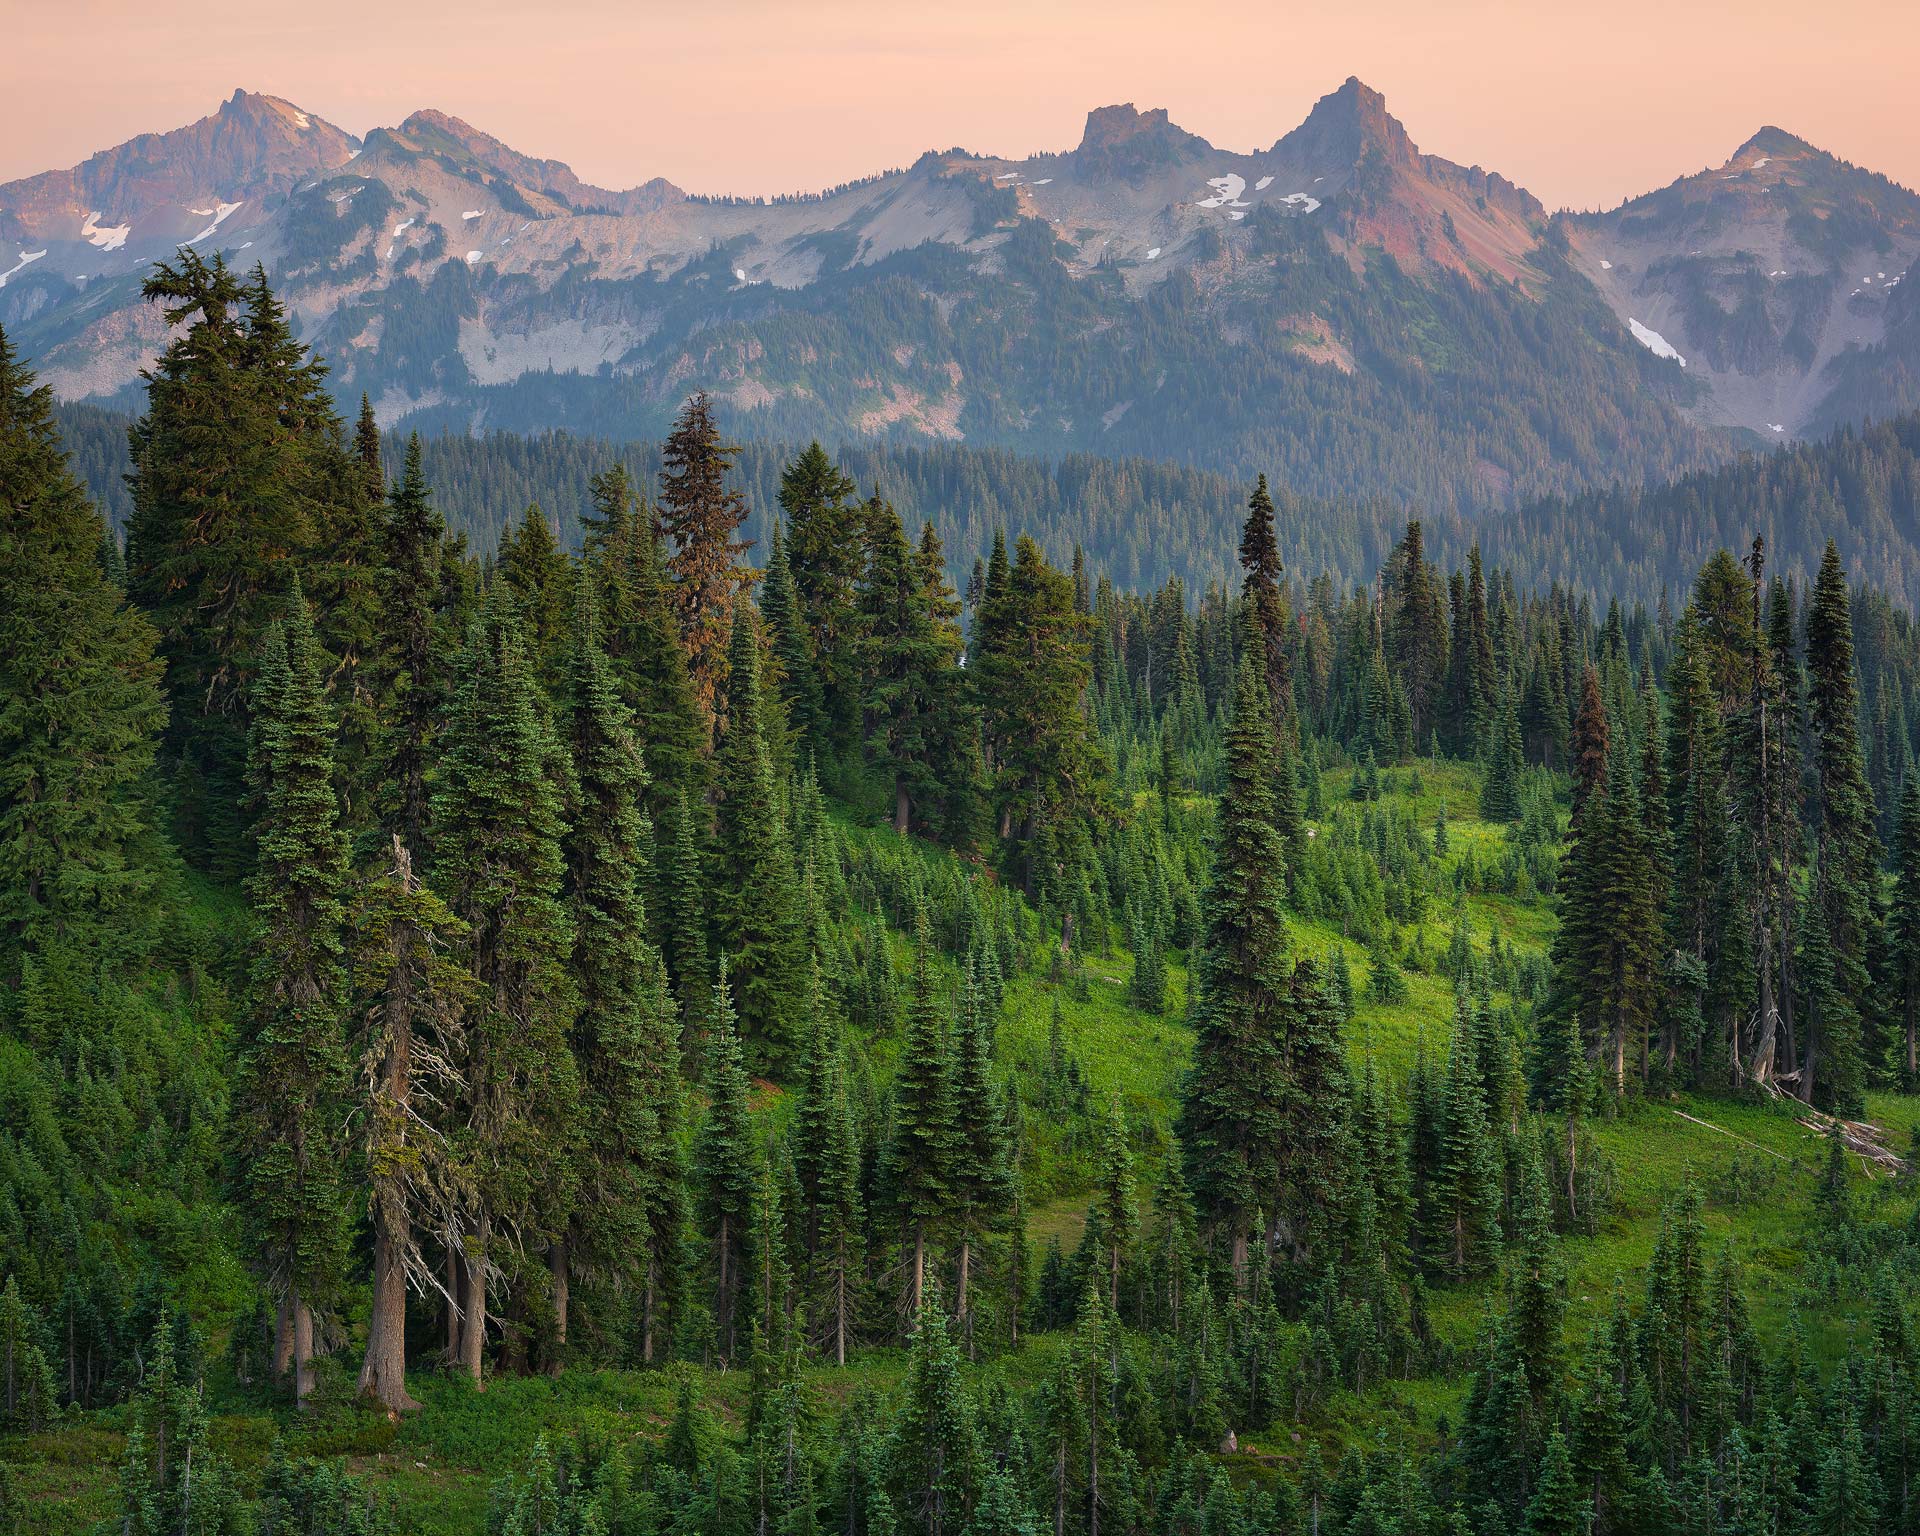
[1238,474,1292,737]
[432,591,581,1384]
[230,587,353,1408]
[1178,633,1291,1289]
[127,254,333,872]
[1802,543,1879,1113]
[694,971,761,1367]
[778,443,864,753]
[558,576,683,1368]
[885,907,961,1317]
[373,434,445,859]
[710,605,805,1069]
[658,392,753,727]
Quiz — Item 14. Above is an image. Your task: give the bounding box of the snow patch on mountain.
[81,211,129,251]
[0,250,47,287]
[1198,173,1249,209]
[1629,318,1686,367]
[187,202,242,243]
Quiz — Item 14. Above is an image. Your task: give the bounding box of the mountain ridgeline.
[7,79,1920,516]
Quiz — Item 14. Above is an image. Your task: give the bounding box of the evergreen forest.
[11,252,1920,1536]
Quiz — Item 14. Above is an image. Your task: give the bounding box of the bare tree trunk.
[273,1291,293,1379]
[894,779,911,835]
[292,1291,315,1409]
[445,1243,462,1361]
[461,1223,488,1387]
[359,1220,420,1412]
[548,1239,569,1376]
[912,1226,926,1316]
[642,1257,657,1365]
[717,1213,733,1364]
[834,1248,848,1367]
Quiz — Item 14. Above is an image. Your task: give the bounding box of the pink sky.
[5,0,1918,210]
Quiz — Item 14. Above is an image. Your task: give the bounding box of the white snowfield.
[463,209,484,220]
[1628,318,1686,367]
[187,202,243,244]
[1276,192,1320,213]
[0,249,47,287]
[392,219,416,236]
[1599,259,1613,270]
[82,211,130,251]
[465,250,483,263]
[1254,175,1275,191]
[1198,174,1249,209]
[1768,423,1785,432]
[1145,247,1161,260]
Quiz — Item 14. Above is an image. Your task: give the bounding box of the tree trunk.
[912,1225,926,1317]
[642,1257,657,1365]
[292,1291,315,1409]
[359,1219,420,1413]
[461,1224,488,1387]
[834,1247,848,1367]
[894,778,911,835]
[957,1237,972,1359]
[717,1213,733,1365]
[548,1238,569,1376]
[273,1290,293,1379]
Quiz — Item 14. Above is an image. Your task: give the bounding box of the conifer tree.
[1424,992,1504,1278]
[1088,1097,1138,1312]
[353,834,471,1414]
[664,787,714,1048]
[1389,520,1448,746]
[230,588,353,1407]
[762,520,825,755]
[1802,543,1879,1112]
[1522,1431,1589,1536]
[498,502,572,693]
[859,498,958,835]
[659,392,753,725]
[1238,474,1292,737]
[778,443,864,750]
[972,536,1104,883]
[0,328,165,982]
[1890,774,1920,1083]
[127,254,332,871]
[432,592,581,1384]
[950,972,1013,1349]
[694,971,762,1367]
[888,1295,981,1536]
[1179,637,1290,1288]
[373,434,445,858]
[559,576,684,1367]
[710,606,805,1069]
[886,907,961,1317]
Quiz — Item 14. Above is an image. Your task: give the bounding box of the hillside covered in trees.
[51,397,1920,608]
[10,252,1920,1536]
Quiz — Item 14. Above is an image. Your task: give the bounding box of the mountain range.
[4,82,1919,512]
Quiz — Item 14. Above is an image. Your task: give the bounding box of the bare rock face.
[1566,129,1920,439]
[0,90,358,248]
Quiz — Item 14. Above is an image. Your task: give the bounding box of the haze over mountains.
[4,80,1918,512]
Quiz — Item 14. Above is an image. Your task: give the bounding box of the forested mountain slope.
[52,397,1920,606]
